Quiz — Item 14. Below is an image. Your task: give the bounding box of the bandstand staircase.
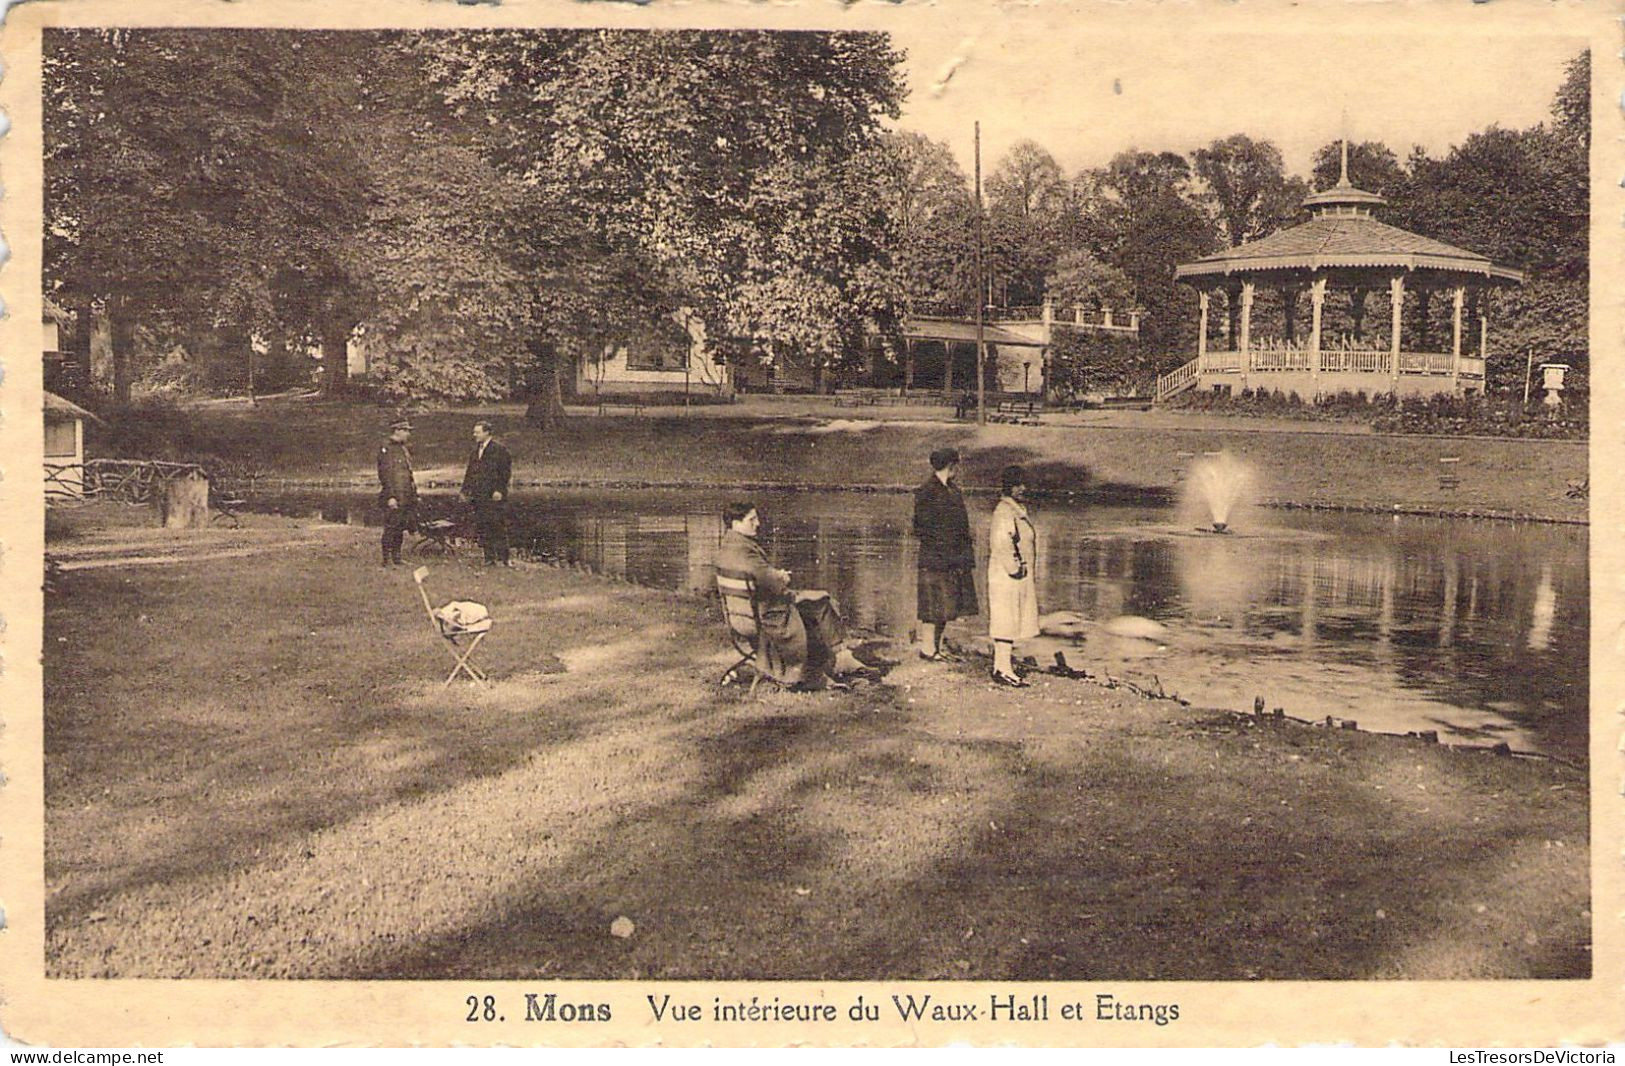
[1155,359,1200,404]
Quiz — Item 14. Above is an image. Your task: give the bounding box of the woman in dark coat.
[912,447,978,661]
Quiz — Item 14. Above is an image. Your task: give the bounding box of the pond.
[256,487,1589,763]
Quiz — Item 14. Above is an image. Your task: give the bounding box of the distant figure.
[461,419,513,566]
[955,392,974,420]
[715,501,870,691]
[912,446,977,662]
[377,417,417,567]
[987,464,1039,687]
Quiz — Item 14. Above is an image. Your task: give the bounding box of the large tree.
[878,131,980,317]
[1081,150,1219,360]
[420,30,907,402]
[1191,134,1309,248]
[45,30,371,402]
[985,139,1076,306]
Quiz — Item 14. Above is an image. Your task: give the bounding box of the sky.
[880,17,1584,181]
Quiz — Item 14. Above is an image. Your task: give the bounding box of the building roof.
[902,316,1047,348]
[45,391,103,423]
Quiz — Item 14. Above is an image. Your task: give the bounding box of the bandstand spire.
[1302,120,1384,217]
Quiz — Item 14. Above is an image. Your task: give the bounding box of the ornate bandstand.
[1158,144,1523,403]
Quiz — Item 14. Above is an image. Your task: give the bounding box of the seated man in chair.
[715,500,872,691]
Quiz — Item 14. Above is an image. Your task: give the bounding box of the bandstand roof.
[1175,144,1524,287]
[1174,215,1525,284]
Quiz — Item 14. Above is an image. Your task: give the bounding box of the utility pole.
[974,121,987,426]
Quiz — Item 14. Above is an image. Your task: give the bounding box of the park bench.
[990,400,1041,426]
[1098,395,1154,412]
[1438,456,1461,491]
[833,392,880,408]
[596,398,646,416]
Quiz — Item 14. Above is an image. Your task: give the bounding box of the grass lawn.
[117,396,1587,521]
[44,525,1589,979]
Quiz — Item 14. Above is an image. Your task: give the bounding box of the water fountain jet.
[1180,452,1256,535]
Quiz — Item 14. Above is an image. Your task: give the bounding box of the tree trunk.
[71,299,95,391]
[109,300,136,405]
[321,318,352,396]
[223,327,255,406]
[525,340,567,428]
[156,471,210,529]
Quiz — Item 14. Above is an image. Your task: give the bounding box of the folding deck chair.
[715,569,772,696]
[413,566,493,686]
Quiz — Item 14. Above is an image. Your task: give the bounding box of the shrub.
[1170,385,1584,438]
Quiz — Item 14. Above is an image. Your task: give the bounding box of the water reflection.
[253,489,1588,762]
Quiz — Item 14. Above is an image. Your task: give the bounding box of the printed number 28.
[466,995,501,1022]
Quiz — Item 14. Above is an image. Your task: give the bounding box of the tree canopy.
[44,30,1587,403]
[45,28,908,405]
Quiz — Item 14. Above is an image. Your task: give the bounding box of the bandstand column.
[1467,290,1481,354]
[1197,290,1210,372]
[1450,285,1465,391]
[1239,281,1255,388]
[1225,283,1241,349]
[1388,275,1405,390]
[1308,274,1327,397]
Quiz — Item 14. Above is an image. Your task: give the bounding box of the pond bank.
[142,400,1588,523]
[222,471,1587,525]
[44,523,1588,980]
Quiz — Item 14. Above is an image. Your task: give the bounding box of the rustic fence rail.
[44,458,209,506]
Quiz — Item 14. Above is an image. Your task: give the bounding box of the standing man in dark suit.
[377,417,417,567]
[912,446,978,661]
[461,419,512,566]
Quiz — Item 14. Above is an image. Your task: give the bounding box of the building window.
[45,418,76,458]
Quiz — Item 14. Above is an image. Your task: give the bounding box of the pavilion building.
[1159,143,1523,403]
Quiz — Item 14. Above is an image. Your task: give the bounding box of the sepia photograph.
[3,0,1615,1048]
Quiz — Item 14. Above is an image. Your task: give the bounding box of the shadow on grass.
[342,706,1587,981]
[42,550,681,925]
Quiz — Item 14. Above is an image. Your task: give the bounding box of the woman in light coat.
[987,465,1040,686]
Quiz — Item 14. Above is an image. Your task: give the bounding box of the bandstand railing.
[1195,348,1474,377]
[1161,347,1486,403]
[1318,349,1391,373]
[1397,352,1456,376]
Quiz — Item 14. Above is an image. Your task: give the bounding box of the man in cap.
[460,419,513,566]
[377,416,418,566]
